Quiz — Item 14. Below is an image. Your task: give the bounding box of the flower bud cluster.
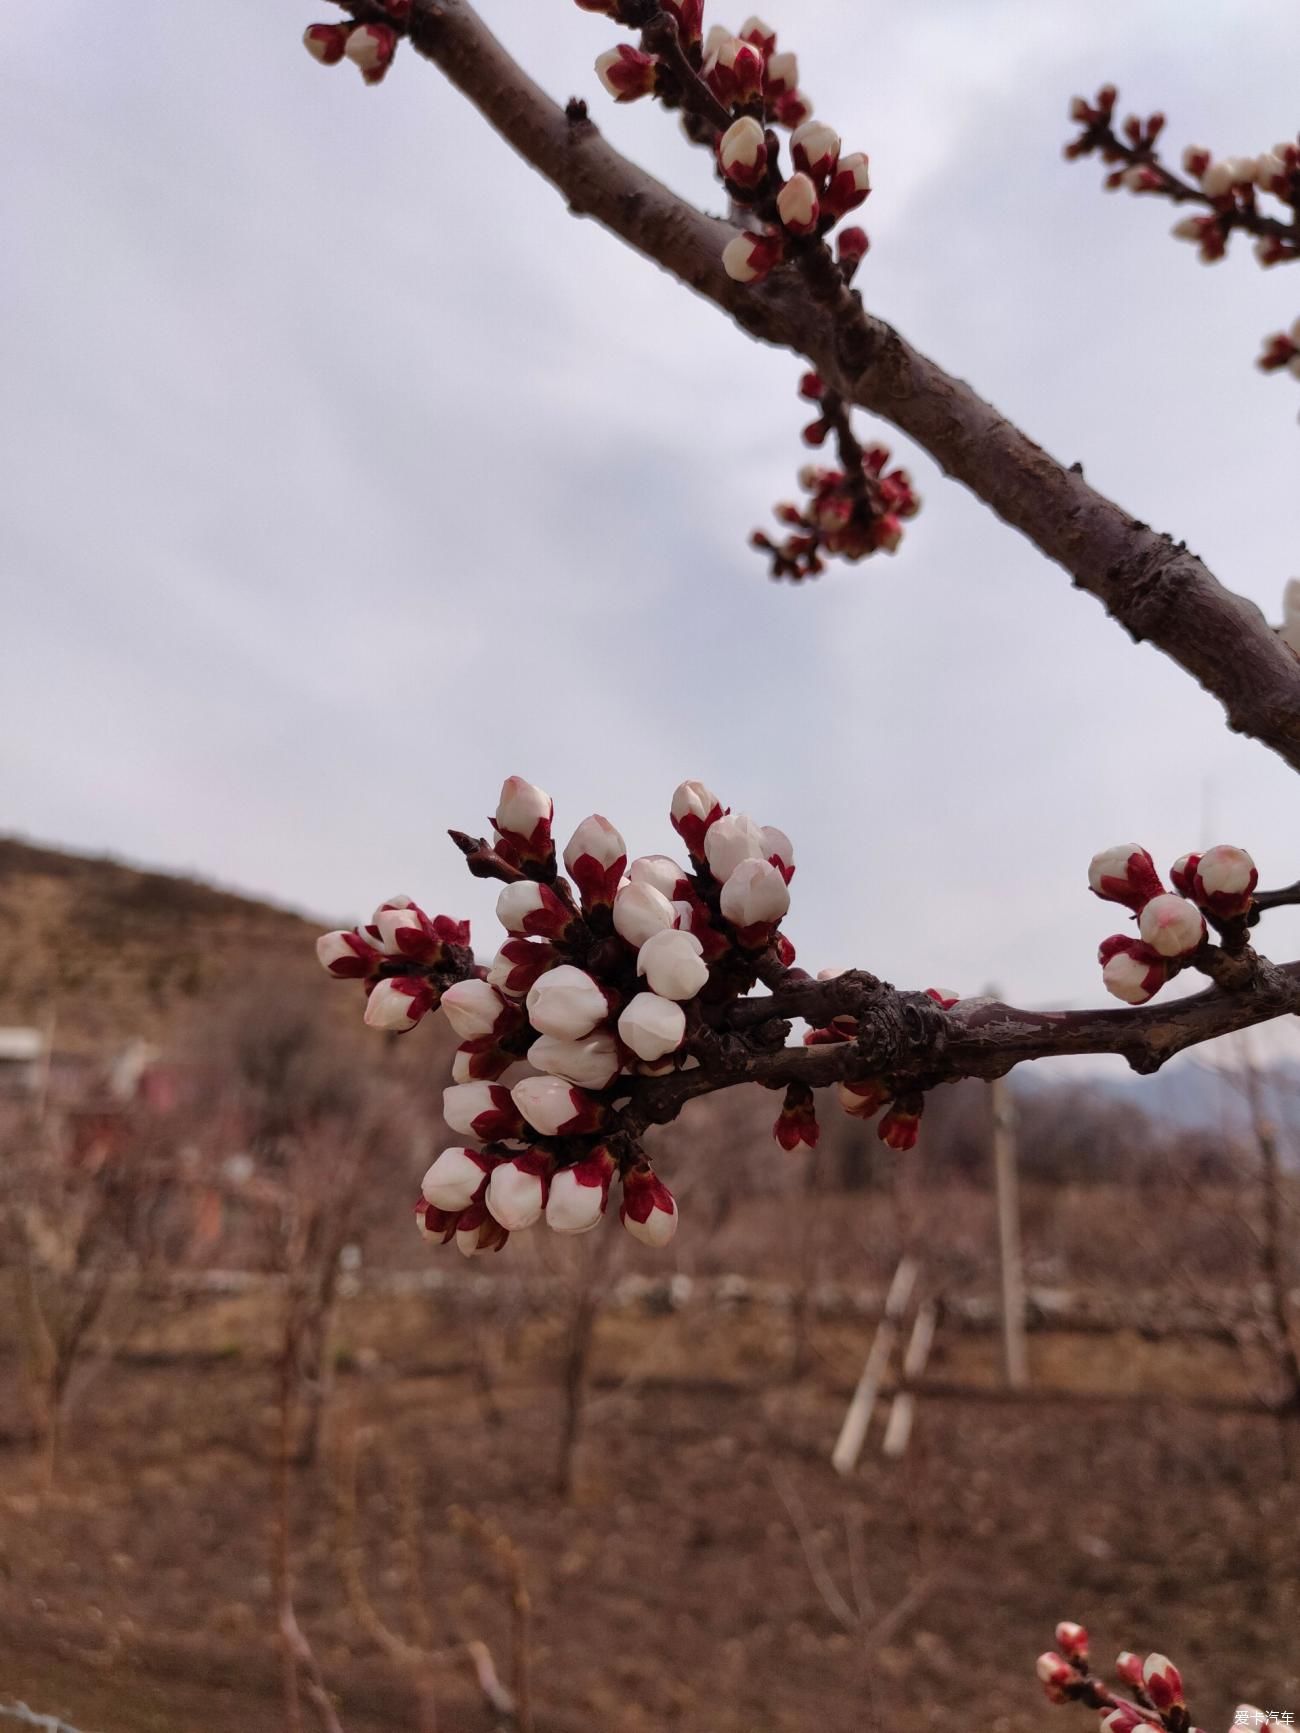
[302,9,410,85]
[1033,1622,1202,1733]
[751,373,921,579]
[324,775,802,1257]
[1088,842,1258,1004]
[806,979,959,1152]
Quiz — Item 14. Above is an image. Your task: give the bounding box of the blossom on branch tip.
[739,16,777,55]
[1115,1653,1146,1690]
[440,978,513,1041]
[704,812,769,882]
[563,814,627,907]
[1099,936,1168,1005]
[455,1203,510,1258]
[637,928,709,1000]
[1087,844,1165,912]
[836,227,870,267]
[595,44,658,102]
[1054,1622,1088,1661]
[777,173,820,235]
[774,1080,818,1149]
[765,50,798,99]
[485,1150,551,1232]
[363,976,433,1032]
[837,1078,892,1119]
[343,23,398,84]
[722,229,786,284]
[762,825,795,882]
[823,152,871,216]
[628,854,690,900]
[1184,844,1257,918]
[1137,893,1206,958]
[451,1039,513,1083]
[719,117,768,190]
[1141,1655,1184,1712]
[487,938,556,999]
[527,1031,621,1090]
[617,992,687,1062]
[613,881,678,948]
[303,23,349,64]
[791,120,840,182]
[511,1075,606,1137]
[663,0,704,45]
[720,857,791,942]
[1036,1652,1077,1702]
[442,1082,523,1142]
[421,1146,493,1213]
[495,878,575,941]
[706,35,764,106]
[620,1162,679,1247]
[493,775,554,864]
[670,781,725,856]
[546,1147,616,1234]
[526,963,609,1040]
[878,1097,923,1151]
[317,929,378,979]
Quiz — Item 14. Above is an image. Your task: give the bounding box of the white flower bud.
[511,1075,592,1137]
[628,854,688,899]
[777,172,820,234]
[1137,893,1206,958]
[613,882,677,948]
[719,116,767,185]
[636,928,709,1000]
[617,992,687,1062]
[421,1147,490,1212]
[363,977,430,1032]
[704,813,768,882]
[563,814,626,875]
[791,119,839,179]
[442,1082,519,1141]
[526,964,607,1039]
[440,978,508,1040]
[485,1158,547,1232]
[546,1164,609,1235]
[719,857,790,929]
[527,1032,621,1090]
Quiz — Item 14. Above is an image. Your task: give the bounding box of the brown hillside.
[0,836,330,1053]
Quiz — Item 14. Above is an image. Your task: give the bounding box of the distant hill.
[0,836,327,1053]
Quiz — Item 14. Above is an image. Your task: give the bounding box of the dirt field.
[1,1272,1297,1733]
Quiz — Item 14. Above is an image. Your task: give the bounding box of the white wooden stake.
[991,1077,1029,1389]
[881,1298,938,1459]
[831,1254,918,1475]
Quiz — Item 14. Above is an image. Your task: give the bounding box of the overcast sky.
[4,0,1299,1049]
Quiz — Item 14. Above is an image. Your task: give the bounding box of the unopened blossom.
[363,976,433,1032]
[837,1078,891,1119]
[761,824,795,882]
[1138,893,1206,958]
[485,1151,551,1232]
[1188,844,1257,917]
[454,1203,509,1258]
[317,929,378,979]
[526,964,609,1039]
[493,775,554,863]
[596,43,657,101]
[1141,1655,1184,1712]
[618,991,687,1062]
[620,1162,679,1247]
[722,229,785,284]
[1115,1653,1145,1690]
[421,1146,493,1213]
[628,854,689,900]
[1054,1622,1088,1661]
[925,987,961,1010]
[546,1147,617,1234]
[774,1080,818,1149]
[719,117,768,190]
[440,978,512,1041]
[512,1075,606,1137]
[527,1031,621,1090]
[823,151,871,216]
[451,1039,512,1083]
[1100,1707,1147,1733]
[495,878,574,941]
[1099,935,1168,1004]
[442,1081,523,1142]
[777,172,820,235]
[563,814,627,907]
[878,1097,922,1151]
[706,34,763,105]
[414,1198,457,1245]
[765,50,798,98]
[704,812,769,882]
[613,881,678,948]
[344,22,397,82]
[374,904,445,962]
[663,0,703,44]
[1036,1652,1076,1704]
[720,857,791,939]
[1088,844,1165,912]
[487,938,555,999]
[791,119,840,181]
[739,15,776,53]
[637,927,709,1000]
[670,780,724,856]
[303,23,350,63]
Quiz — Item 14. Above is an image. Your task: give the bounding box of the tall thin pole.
[990,1077,1029,1389]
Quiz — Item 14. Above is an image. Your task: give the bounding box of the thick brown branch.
[333,0,1300,772]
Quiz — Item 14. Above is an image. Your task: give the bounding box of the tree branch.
[331,0,1300,772]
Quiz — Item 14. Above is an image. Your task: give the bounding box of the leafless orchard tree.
[291,0,1299,1712]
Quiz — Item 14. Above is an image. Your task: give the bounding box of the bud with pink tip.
[487,938,556,999]
[1036,1653,1076,1702]
[344,22,398,83]
[837,1077,892,1119]
[546,1146,616,1234]
[629,854,690,900]
[303,23,350,64]
[493,776,554,865]
[1115,1653,1145,1690]
[363,976,433,1032]
[706,34,764,105]
[421,1146,494,1213]
[878,1096,922,1151]
[526,964,609,1040]
[777,173,820,235]
[563,814,627,908]
[637,928,709,1000]
[719,117,768,190]
[823,152,871,216]
[486,1150,551,1232]
[722,229,786,284]
[618,991,687,1062]
[704,812,769,883]
[317,929,379,979]
[1099,935,1169,1004]
[440,978,514,1041]
[1141,1655,1184,1712]
[454,1201,510,1258]
[1088,845,1165,912]
[791,120,840,181]
[765,50,798,98]
[496,879,575,941]
[720,858,791,943]
[527,1031,621,1090]
[512,1075,606,1137]
[620,1162,678,1247]
[671,780,725,857]
[1188,844,1257,918]
[1055,1622,1088,1661]
[596,43,658,101]
[1138,893,1206,959]
[613,881,678,948]
[442,1082,523,1142]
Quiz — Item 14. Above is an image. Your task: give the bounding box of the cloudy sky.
[4,0,1299,1046]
